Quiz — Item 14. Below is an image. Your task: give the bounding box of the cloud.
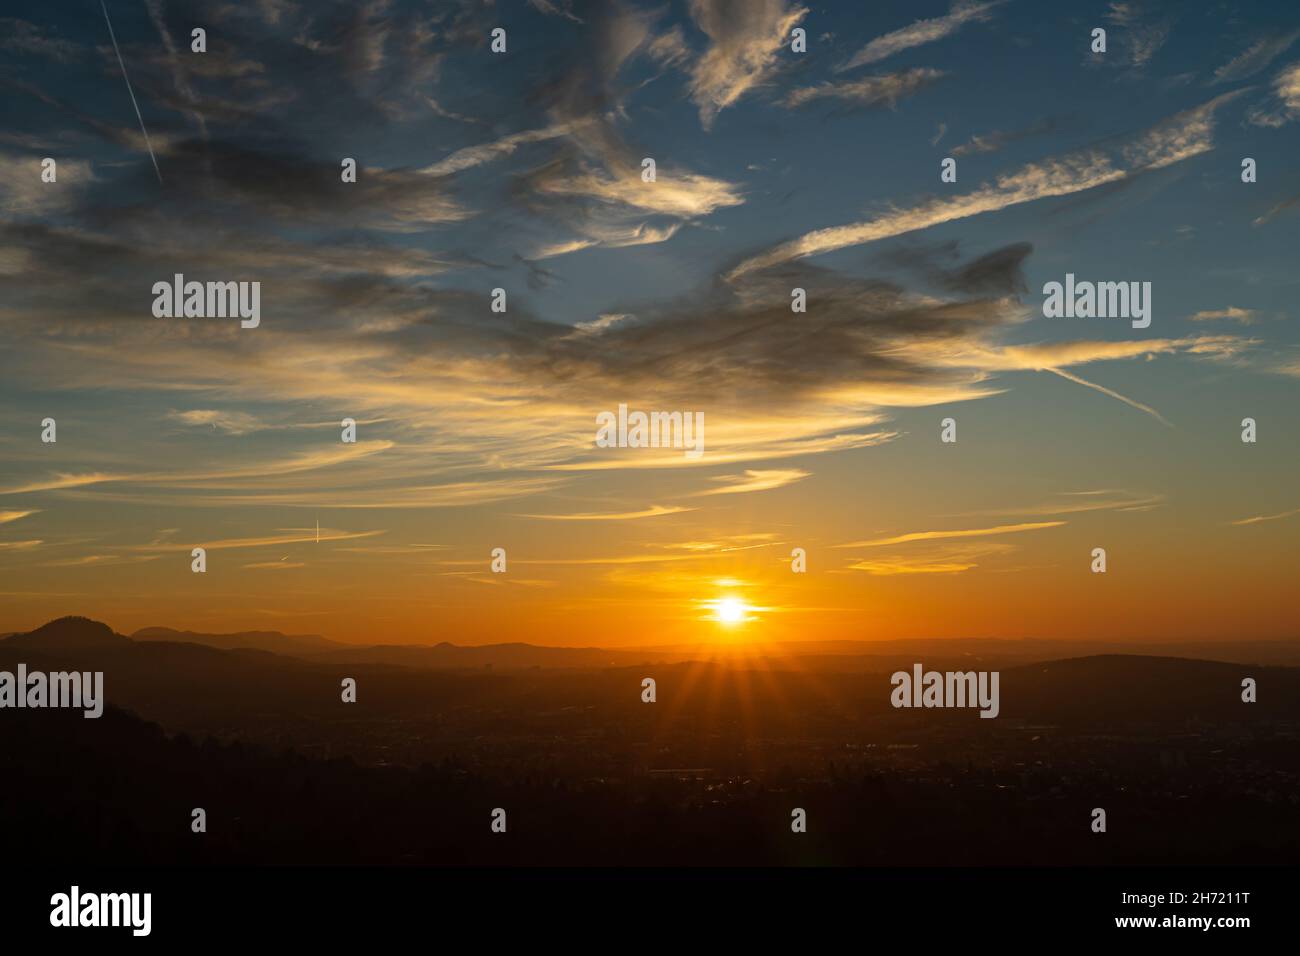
[782,67,944,109]
[694,469,811,496]
[0,510,38,525]
[567,313,635,337]
[528,0,583,24]
[127,528,385,552]
[37,554,164,568]
[418,123,583,177]
[530,222,684,260]
[1230,508,1300,526]
[0,443,394,496]
[0,18,81,62]
[1253,190,1300,226]
[505,5,749,257]
[0,540,43,551]
[1270,356,1300,377]
[518,505,693,520]
[1101,2,1172,69]
[950,117,1060,156]
[1246,61,1300,126]
[728,93,1245,279]
[1187,307,1257,324]
[943,490,1164,518]
[837,520,1066,549]
[168,409,269,435]
[1212,32,1299,83]
[647,25,690,68]
[0,152,96,219]
[836,1,1003,72]
[847,541,1015,575]
[904,333,1249,423]
[515,139,741,255]
[875,240,1032,296]
[531,163,743,219]
[0,473,119,495]
[686,0,808,128]
[0,11,1271,543]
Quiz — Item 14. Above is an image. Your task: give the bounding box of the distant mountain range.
[131,625,343,655]
[3,616,1296,724]
[5,616,1300,669]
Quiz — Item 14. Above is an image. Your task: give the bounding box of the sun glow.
[714,597,748,625]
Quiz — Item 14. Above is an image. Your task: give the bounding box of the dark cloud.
[950,116,1063,156]
[873,241,1032,297]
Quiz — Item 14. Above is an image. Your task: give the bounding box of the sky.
[1,0,1297,645]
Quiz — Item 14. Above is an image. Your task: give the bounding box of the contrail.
[1044,367,1172,427]
[101,0,162,184]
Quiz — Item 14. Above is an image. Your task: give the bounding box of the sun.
[714,597,748,625]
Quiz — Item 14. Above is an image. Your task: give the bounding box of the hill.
[132,626,342,655]
[3,615,131,650]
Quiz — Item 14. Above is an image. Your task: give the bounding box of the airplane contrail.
[1044,367,1172,428]
[101,0,163,184]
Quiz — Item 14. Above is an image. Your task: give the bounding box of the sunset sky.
[1,0,1297,645]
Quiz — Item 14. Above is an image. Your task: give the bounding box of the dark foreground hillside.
[4,694,1298,866]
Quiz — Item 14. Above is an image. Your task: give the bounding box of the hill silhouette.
[3,615,1298,755]
[11,616,1299,670]
[3,615,131,650]
[4,616,1299,865]
[132,626,342,655]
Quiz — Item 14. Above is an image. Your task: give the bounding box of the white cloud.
[687,0,808,129]
[728,93,1244,279]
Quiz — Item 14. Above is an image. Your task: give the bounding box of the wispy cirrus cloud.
[1211,31,1299,83]
[1252,190,1300,226]
[125,528,385,552]
[0,540,42,551]
[728,92,1245,279]
[847,541,1016,575]
[417,122,584,177]
[0,443,394,496]
[942,490,1164,518]
[950,117,1059,157]
[837,520,1066,549]
[0,18,82,62]
[518,505,693,521]
[1100,2,1172,69]
[694,469,811,496]
[782,67,943,109]
[1230,507,1300,526]
[835,1,1003,72]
